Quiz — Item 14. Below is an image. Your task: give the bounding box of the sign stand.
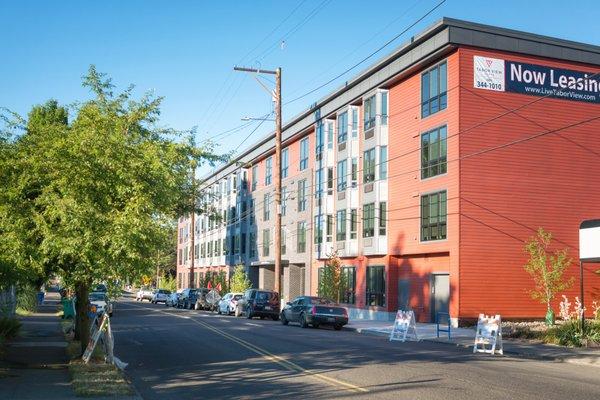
[473,314,503,355]
[389,310,419,342]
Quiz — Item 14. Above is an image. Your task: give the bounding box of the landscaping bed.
[502,320,600,347]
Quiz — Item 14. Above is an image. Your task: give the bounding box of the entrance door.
[397,279,410,311]
[431,274,449,322]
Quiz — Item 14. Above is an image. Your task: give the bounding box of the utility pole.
[189,160,197,289]
[233,66,282,296]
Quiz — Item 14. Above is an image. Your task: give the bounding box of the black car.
[178,288,198,309]
[242,289,280,320]
[280,296,348,330]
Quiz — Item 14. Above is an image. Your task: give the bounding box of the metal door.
[431,274,449,321]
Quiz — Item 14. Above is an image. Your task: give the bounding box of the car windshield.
[89,293,107,302]
[256,291,278,301]
[233,295,242,300]
[308,297,334,305]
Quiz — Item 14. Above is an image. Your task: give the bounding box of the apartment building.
[177,18,600,323]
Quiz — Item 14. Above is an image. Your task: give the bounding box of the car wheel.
[217,308,222,315]
[246,307,253,319]
[300,313,308,328]
[312,323,319,329]
[260,316,265,320]
[272,314,279,321]
[183,301,188,309]
[334,324,342,331]
[281,313,289,325]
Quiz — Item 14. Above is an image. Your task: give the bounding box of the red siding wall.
[458,47,600,319]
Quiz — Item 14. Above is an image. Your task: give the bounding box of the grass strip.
[69,361,134,397]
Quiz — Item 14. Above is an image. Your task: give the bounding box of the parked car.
[136,287,154,302]
[178,288,198,309]
[217,292,243,315]
[193,288,212,310]
[93,283,108,293]
[89,291,113,317]
[151,289,171,304]
[280,296,348,330]
[240,289,280,320]
[165,292,180,307]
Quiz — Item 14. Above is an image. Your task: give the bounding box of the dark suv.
[242,289,280,320]
[178,288,198,309]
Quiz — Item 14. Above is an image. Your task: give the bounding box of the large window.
[421,190,447,241]
[341,266,356,304]
[364,95,376,131]
[249,233,256,258]
[263,193,270,221]
[337,159,347,192]
[241,233,246,255]
[379,202,387,236]
[421,125,447,179]
[300,138,309,170]
[351,157,358,187]
[363,148,376,183]
[314,215,322,244]
[327,121,334,150]
[265,157,272,185]
[366,265,385,307]
[363,203,375,238]
[351,108,358,138]
[379,147,388,181]
[326,214,333,242]
[315,168,323,198]
[327,167,333,194]
[350,209,357,239]
[316,122,324,154]
[421,61,447,118]
[262,229,270,257]
[337,112,348,144]
[281,186,287,216]
[297,179,307,212]
[297,221,307,253]
[381,91,388,125]
[281,148,289,179]
[336,210,347,241]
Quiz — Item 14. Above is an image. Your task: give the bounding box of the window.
[234,235,240,255]
[421,61,447,118]
[337,159,347,192]
[326,214,333,242]
[379,146,388,180]
[341,266,356,304]
[363,148,375,183]
[178,248,182,265]
[366,265,385,307]
[297,221,307,253]
[350,209,357,239]
[379,202,387,236]
[262,229,270,257]
[215,240,221,257]
[421,125,447,179]
[281,148,289,179]
[315,168,323,198]
[265,157,272,185]
[281,228,286,255]
[222,238,227,256]
[297,179,307,212]
[249,199,255,225]
[207,241,213,257]
[281,186,287,216]
[194,243,199,259]
[327,121,334,149]
[241,200,247,220]
[200,243,205,258]
[327,167,333,194]
[337,112,348,144]
[351,157,358,187]
[249,233,256,257]
[421,191,447,241]
[316,122,324,154]
[336,210,347,241]
[252,165,258,191]
[300,138,309,170]
[364,95,376,131]
[230,235,235,255]
[351,108,358,138]
[241,233,246,254]
[381,91,388,125]
[314,215,322,244]
[263,193,270,221]
[363,203,375,238]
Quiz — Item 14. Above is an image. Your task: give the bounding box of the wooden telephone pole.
[189,160,197,289]
[233,66,282,296]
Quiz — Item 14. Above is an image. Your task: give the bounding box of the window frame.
[265,157,273,186]
[281,147,289,179]
[421,61,448,118]
[336,209,347,241]
[363,148,376,183]
[337,111,348,144]
[421,125,448,180]
[299,138,309,170]
[420,190,448,242]
[362,203,375,238]
[366,265,386,307]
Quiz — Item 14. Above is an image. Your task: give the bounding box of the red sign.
[207,281,212,289]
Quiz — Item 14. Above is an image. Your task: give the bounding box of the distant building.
[177,18,600,324]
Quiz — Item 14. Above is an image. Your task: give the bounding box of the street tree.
[318,251,347,303]
[229,265,252,293]
[524,228,574,325]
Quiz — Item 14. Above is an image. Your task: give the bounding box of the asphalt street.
[112,298,600,400]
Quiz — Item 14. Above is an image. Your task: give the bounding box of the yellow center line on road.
[126,302,368,394]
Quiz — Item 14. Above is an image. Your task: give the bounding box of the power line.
[233,112,274,153]
[284,0,447,106]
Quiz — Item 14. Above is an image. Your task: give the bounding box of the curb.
[344,325,600,368]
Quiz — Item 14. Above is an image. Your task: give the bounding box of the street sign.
[389,310,419,342]
[579,219,600,262]
[473,314,503,355]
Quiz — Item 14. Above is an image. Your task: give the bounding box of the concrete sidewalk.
[0,291,77,400]
[345,319,600,368]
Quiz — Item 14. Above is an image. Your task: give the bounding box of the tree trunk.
[74,281,90,355]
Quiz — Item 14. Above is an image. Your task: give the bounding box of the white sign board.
[474,56,505,92]
[389,310,419,342]
[580,220,600,261]
[473,314,503,355]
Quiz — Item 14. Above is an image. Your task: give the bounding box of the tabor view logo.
[473,56,504,92]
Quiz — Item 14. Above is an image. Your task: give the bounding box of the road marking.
[126,302,367,393]
[245,322,261,327]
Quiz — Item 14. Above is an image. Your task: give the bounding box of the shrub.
[16,284,37,313]
[547,320,600,347]
[0,317,21,339]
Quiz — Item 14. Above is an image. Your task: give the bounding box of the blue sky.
[2,0,599,173]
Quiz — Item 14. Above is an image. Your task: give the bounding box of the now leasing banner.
[474,55,600,104]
